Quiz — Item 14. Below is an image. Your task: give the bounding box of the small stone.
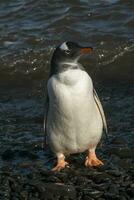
[18,150,38,160]
[111,136,126,146]
[104,192,120,199]
[107,169,121,177]
[108,147,134,159]
[83,189,104,199]
[127,188,134,198]
[34,183,76,199]
[20,191,28,199]
[1,149,15,160]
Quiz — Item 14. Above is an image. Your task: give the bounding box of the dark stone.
[18,150,38,159]
[83,196,94,200]
[1,149,15,160]
[107,169,122,177]
[104,192,120,200]
[127,188,134,198]
[108,147,134,159]
[0,84,134,200]
[111,136,127,146]
[115,147,134,159]
[83,189,104,198]
[33,182,76,199]
[108,184,119,195]
[90,172,113,184]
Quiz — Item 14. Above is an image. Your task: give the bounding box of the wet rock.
[18,150,38,160]
[90,172,113,184]
[19,161,34,169]
[0,166,12,174]
[0,85,134,199]
[83,196,95,200]
[0,175,11,200]
[108,147,134,160]
[115,147,134,159]
[1,149,15,160]
[104,192,120,200]
[108,184,119,196]
[83,189,104,198]
[34,182,76,199]
[76,176,89,186]
[107,169,122,177]
[127,188,134,198]
[110,136,127,146]
[0,160,134,200]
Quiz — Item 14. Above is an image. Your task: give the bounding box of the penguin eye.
[65,50,71,55]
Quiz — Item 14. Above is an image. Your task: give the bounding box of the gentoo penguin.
[44,41,107,171]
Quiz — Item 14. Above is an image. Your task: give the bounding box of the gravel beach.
[0,83,133,200]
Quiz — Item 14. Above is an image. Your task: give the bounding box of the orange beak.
[80,47,93,54]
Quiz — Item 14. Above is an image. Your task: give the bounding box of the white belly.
[47,69,103,154]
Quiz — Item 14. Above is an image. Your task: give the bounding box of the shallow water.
[0,0,134,84]
[0,1,134,199]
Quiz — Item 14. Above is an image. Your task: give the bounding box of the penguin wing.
[93,89,108,135]
[44,94,49,146]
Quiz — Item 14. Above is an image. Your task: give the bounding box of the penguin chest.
[48,69,92,116]
[47,70,102,153]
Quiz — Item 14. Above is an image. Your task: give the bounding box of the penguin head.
[50,41,93,75]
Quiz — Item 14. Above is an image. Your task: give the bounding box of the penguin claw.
[51,160,69,171]
[85,152,104,167]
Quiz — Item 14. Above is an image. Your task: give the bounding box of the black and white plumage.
[44,41,107,171]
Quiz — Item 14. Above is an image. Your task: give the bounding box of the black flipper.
[93,89,108,138]
[44,94,49,147]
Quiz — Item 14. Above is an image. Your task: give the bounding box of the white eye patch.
[60,42,69,51]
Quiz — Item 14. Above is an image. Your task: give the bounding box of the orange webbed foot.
[85,151,104,167]
[51,159,69,171]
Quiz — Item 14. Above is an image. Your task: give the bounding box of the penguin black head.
[50,41,93,76]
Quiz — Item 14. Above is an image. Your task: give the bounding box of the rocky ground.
[0,82,134,200]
